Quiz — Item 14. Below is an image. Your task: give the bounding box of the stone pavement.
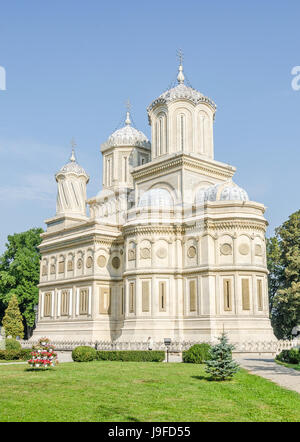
[236,357,300,394]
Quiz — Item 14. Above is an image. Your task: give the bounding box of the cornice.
[132,153,235,181]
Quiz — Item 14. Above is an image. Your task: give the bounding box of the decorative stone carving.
[112,256,120,269]
[128,249,136,261]
[97,255,106,268]
[187,246,197,258]
[255,244,263,256]
[156,247,167,259]
[67,260,73,271]
[86,256,93,268]
[58,261,65,273]
[77,259,83,269]
[220,243,232,255]
[50,264,56,274]
[239,243,250,255]
[42,265,47,276]
[140,247,151,259]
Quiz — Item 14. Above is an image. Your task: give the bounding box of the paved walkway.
[236,357,300,394]
[0,361,27,365]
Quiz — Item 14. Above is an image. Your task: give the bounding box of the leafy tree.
[0,228,43,338]
[267,210,300,339]
[2,294,24,338]
[205,333,239,381]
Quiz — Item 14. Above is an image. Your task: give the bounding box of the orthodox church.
[33,60,276,345]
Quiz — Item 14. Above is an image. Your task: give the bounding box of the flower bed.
[28,338,58,369]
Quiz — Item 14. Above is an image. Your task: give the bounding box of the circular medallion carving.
[156,247,167,259]
[239,243,250,255]
[112,256,120,269]
[86,256,93,268]
[187,246,197,258]
[77,259,83,269]
[97,255,106,268]
[220,243,232,256]
[140,247,151,259]
[255,244,263,256]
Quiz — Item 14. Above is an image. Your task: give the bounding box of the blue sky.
[0,0,299,252]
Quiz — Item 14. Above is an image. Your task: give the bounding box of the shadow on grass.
[25,368,56,372]
[191,375,235,382]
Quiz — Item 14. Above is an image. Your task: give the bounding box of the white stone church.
[33,61,277,346]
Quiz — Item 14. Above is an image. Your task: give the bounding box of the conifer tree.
[205,333,239,381]
[2,294,24,339]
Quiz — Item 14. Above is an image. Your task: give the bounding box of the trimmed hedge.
[0,349,32,361]
[72,346,97,362]
[96,350,165,362]
[182,343,212,364]
[5,339,22,351]
[276,348,300,365]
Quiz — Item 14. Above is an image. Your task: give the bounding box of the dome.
[138,188,174,209]
[195,181,249,204]
[56,149,89,181]
[147,64,216,114]
[101,111,150,151]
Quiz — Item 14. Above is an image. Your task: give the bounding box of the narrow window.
[79,288,88,315]
[180,115,184,151]
[99,287,110,314]
[189,280,197,312]
[257,279,263,311]
[129,282,135,313]
[159,281,166,312]
[61,290,69,316]
[44,292,52,317]
[121,286,124,315]
[242,279,250,311]
[123,156,127,181]
[142,281,150,312]
[223,279,232,311]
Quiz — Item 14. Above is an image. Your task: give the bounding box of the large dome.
[147,64,216,113]
[101,111,150,151]
[195,180,249,204]
[138,188,174,209]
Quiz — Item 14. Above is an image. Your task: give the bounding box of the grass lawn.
[0,361,299,422]
[275,360,300,371]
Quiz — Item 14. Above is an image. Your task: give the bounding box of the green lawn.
[275,360,300,371]
[0,361,299,422]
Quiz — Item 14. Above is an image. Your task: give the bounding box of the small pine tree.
[2,295,24,339]
[205,333,239,381]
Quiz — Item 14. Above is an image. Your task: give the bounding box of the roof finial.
[125,99,132,125]
[70,137,77,162]
[177,48,185,84]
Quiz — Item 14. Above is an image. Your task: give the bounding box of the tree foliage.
[0,228,43,336]
[205,333,239,381]
[2,294,24,338]
[267,210,300,339]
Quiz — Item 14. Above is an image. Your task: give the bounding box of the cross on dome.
[177,48,185,84]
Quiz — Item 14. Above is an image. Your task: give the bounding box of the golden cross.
[126,99,131,112]
[71,137,76,148]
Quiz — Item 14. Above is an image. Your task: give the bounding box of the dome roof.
[101,111,150,151]
[147,64,216,114]
[138,188,174,209]
[195,180,249,204]
[56,149,89,181]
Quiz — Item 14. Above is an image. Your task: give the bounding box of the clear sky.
[0,0,299,252]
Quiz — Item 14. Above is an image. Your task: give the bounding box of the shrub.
[182,343,212,364]
[96,350,165,362]
[276,348,300,364]
[72,346,97,362]
[5,338,22,351]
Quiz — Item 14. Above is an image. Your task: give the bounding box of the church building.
[33,60,276,345]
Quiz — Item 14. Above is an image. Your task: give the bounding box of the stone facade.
[32,62,277,346]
